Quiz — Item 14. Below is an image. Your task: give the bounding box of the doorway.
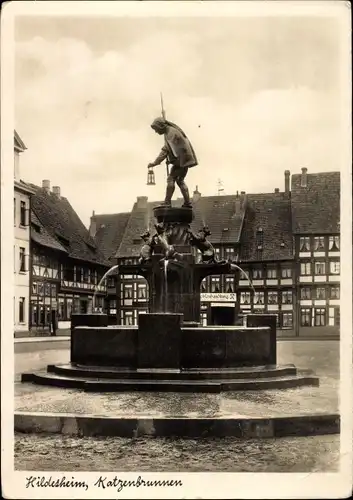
[210,306,234,326]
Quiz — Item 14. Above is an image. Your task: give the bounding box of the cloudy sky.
[15,11,345,226]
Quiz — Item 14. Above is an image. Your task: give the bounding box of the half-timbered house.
[27,180,110,334]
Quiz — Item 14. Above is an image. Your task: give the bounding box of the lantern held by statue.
[147,167,156,186]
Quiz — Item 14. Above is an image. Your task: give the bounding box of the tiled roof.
[115,195,246,258]
[31,212,68,253]
[28,184,109,266]
[93,212,130,262]
[239,192,293,262]
[291,171,340,234]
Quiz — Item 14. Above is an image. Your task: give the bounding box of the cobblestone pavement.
[15,433,339,472]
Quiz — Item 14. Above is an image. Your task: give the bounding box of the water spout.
[93,264,120,312]
[230,263,255,294]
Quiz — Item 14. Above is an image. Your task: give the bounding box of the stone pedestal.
[246,314,277,364]
[137,313,182,369]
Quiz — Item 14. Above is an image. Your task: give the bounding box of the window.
[330,286,340,299]
[314,308,326,326]
[299,237,310,252]
[137,284,147,299]
[300,287,311,299]
[76,267,82,282]
[225,247,235,261]
[32,282,38,295]
[123,311,133,326]
[214,248,221,260]
[267,268,277,279]
[300,262,311,275]
[315,287,326,299]
[19,297,25,323]
[211,276,220,293]
[225,276,234,293]
[63,267,74,281]
[14,198,16,225]
[253,268,263,279]
[82,268,90,283]
[240,292,251,304]
[254,291,264,305]
[200,312,207,326]
[329,261,340,275]
[313,236,325,251]
[300,308,311,326]
[281,267,292,278]
[314,261,326,275]
[282,312,293,328]
[20,201,27,226]
[282,290,293,304]
[200,281,207,293]
[329,236,340,251]
[123,285,133,299]
[267,291,278,304]
[19,247,26,272]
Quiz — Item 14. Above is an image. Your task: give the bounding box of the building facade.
[90,168,340,338]
[24,180,109,335]
[14,131,35,332]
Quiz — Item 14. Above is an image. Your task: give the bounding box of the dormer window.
[329,236,340,251]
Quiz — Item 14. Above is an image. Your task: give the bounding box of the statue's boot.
[178,180,192,208]
[158,183,175,208]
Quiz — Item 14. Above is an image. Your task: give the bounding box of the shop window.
[282,312,293,329]
[300,308,311,327]
[314,308,326,326]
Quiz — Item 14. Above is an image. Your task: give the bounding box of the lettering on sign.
[201,293,236,302]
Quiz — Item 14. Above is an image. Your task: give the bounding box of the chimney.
[193,185,201,203]
[234,191,242,215]
[300,167,308,188]
[284,170,290,193]
[136,196,148,209]
[89,210,96,238]
[42,179,50,194]
[52,186,61,199]
[274,188,280,193]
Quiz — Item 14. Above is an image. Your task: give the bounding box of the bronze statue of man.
[147,117,198,208]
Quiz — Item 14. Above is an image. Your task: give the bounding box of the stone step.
[22,371,319,393]
[47,363,298,381]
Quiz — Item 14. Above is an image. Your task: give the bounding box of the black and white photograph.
[1,1,352,498]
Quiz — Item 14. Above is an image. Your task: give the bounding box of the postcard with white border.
[1,1,352,498]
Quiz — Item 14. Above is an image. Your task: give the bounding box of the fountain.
[22,204,320,392]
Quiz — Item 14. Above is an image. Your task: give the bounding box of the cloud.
[15,20,342,225]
